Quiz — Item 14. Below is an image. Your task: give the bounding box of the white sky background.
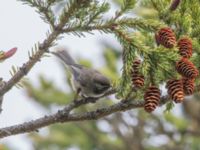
[0,0,120,149]
[0,1,184,149]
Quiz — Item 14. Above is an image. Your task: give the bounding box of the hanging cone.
[130,59,144,88]
[176,58,199,79]
[182,77,195,95]
[177,37,192,58]
[157,27,176,48]
[144,86,161,113]
[131,59,141,73]
[131,73,145,88]
[166,79,184,103]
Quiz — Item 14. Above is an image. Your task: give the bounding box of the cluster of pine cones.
[130,27,199,113]
[130,58,161,113]
[157,27,199,103]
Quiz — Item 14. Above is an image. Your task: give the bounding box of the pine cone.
[169,0,181,11]
[178,37,192,58]
[132,59,141,73]
[157,27,176,48]
[176,58,199,79]
[166,79,184,103]
[131,59,144,88]
[182,77,195,95]
[144,86,161,113]
[131,73,145,88]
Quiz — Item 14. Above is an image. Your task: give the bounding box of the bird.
[52,49,111,99]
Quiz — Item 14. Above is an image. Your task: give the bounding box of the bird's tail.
[52,49,82,77]
[52,49,76,66]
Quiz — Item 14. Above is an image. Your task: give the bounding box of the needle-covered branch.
[62,18,163,35]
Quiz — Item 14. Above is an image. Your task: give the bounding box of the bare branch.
[0,98,142,139]
[67,100,144,121]
[2,84,200,139]
[0,90,170,139]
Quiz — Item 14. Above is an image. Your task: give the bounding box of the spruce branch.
[121,0,136,12]
[58,0,92,29]
[19,0,55,28]
[112,28,149,98]
[62,18,163,35]
[113,29,136,98]
[38,6,55,28]
[149,0,174,24]
[47,0,63,7]
[150,0,163,12]
[114,0,136,20]
[84,2,110,26]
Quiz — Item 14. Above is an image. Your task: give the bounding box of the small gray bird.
[52,49,111,98]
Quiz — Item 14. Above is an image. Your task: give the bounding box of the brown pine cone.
[177,37,192,58]
[182,77,195,95]
[176,58,199,79]
[144,86,161,113]
[157,27,176,48]
[132,59,141,73]
[131,73,145,88]
[166,79,184,103]
[130,59,144,88]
